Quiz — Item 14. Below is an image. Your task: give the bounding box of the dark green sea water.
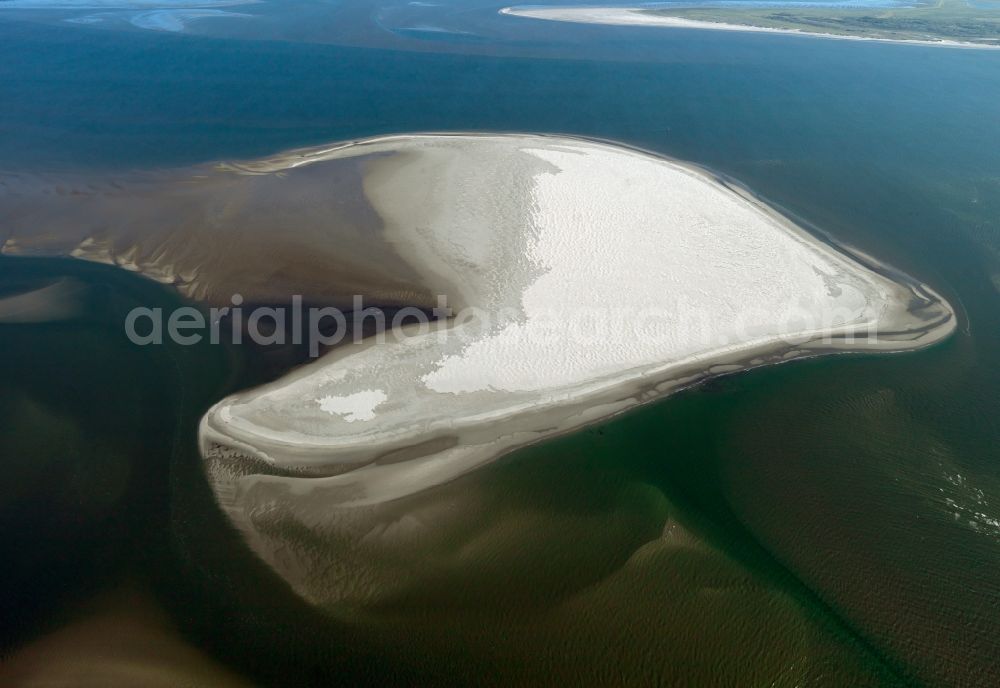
[1,5,999,686]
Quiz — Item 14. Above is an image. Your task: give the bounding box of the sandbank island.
[0,133,955,605]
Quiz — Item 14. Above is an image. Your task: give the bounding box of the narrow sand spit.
[500,6,1000,50]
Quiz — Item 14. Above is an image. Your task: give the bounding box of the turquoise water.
[2,5,1000,686]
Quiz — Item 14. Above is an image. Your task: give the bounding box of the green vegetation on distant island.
[646,0,1000,45]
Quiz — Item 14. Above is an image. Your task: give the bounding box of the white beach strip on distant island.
[500,5,1000,50]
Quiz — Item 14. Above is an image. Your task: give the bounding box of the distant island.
[503,1,1000,48]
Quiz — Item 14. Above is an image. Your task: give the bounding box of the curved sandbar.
[0,133,955,505]
[1,132,955,606]
[500,6,1000,50]
[194,134,954,514]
